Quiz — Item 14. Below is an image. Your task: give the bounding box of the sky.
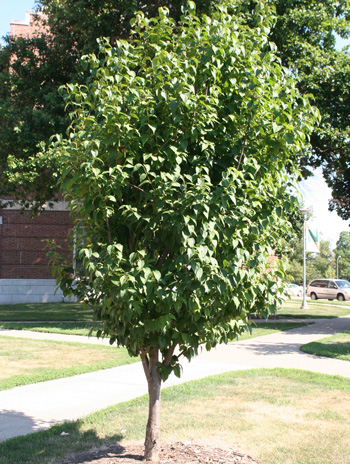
[1,2,350,249]
[299,170,349,249]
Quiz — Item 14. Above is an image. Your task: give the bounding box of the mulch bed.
[57,442,262,464]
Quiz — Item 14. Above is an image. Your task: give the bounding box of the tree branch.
[237,121,251,170]
[129,182,145,192]
[157,247,169,267]
[163,341,178,366]
[140,350,152,383]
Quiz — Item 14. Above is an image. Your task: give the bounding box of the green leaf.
[180,93,190,105]
[170,100,179,115]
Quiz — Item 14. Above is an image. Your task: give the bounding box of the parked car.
[306,279,350,301]
[287,283,303,297]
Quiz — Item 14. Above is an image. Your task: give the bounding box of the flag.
[306,223,320,253]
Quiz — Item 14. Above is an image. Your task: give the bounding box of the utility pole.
[300,208,310,310]
[337,255,341,279]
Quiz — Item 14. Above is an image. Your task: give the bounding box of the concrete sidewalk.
[2,316,350,443]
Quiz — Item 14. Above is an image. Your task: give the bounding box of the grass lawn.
[0,321,100,336]
[308,300,350,306]
[2,300,350,326]
[0,320,309,338]
[0,336,136,391]
[301,330,350,361]
[276,299,350,319]
[1,368,350,464]
[0,302,94,321]
[237,321,310,340]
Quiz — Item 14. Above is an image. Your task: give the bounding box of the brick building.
[9,10,48,38]
[0,11,73,304]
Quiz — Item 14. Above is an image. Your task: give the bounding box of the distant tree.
[286,236,304,285]
[335,231,350,280]
[308,240,335,280]
[285,207,310,285]
[0,32,69,204]
[44,4,316,460]
[266,0,350,219]
[287,226,336,283]
[305,50,350,221]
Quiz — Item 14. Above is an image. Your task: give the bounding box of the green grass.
[1,300,348,328]
[276,299,350,319]
[0,321,100,336]
[237,321,310,340]
[308,300,350,306]
[0,320,308,338]
[1,368,350,464]
[0,302,94,321]
[0,336,137,391]
[301,330,350,361]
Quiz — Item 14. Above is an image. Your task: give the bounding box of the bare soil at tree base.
[57,442,261,464]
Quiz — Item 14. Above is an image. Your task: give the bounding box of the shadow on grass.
[0,303,94,322]
[276,313,338,319]
[300,340,350,360]
[0,322,100,335]
[0,413,124,464]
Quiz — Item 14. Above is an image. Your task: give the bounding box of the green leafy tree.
[1,0,348,213]
[286,236,304,284]
[285,209,337,284]
[239,1,350,217]
[288,236,336,284]
[302,48,350,220]
[335,231,350,280]
[0,32,70,204]
[44,4,316,460]
[308,240,335,281]
[0,0,216,204]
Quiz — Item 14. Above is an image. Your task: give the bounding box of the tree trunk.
[141,348,162,462]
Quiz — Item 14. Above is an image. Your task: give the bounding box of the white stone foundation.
[0,279,75,304]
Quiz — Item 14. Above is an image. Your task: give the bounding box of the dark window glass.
[336,280,350,288]
[311,280,322,287]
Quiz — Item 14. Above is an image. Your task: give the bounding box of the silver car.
[306,278,350,301]
[287,283,303,297]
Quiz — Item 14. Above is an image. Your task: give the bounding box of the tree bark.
[141,348,162,463]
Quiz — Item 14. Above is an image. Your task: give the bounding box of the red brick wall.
[10,11,48,39]
[1,12,71,281]
[0,210,72,279]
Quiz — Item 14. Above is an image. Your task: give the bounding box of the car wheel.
[337,294,345,302]
[311,293,317,300]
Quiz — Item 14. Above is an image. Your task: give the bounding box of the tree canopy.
[44,3,317,460]
[335,231,350,280]
[1,0,349,215]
